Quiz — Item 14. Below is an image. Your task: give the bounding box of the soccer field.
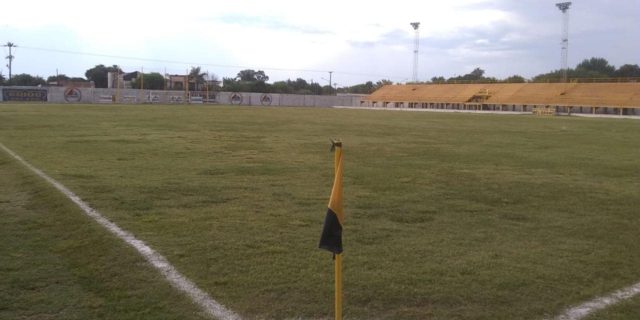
[1,104,640,319]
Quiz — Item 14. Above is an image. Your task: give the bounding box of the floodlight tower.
[410,22,420,83]
[556,2,572,83]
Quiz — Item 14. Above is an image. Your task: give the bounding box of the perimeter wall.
[0,86,363,107]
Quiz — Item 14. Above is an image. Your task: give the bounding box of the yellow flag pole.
[322,139,344,320]
[335,253,343,320]
[140,67,144,103]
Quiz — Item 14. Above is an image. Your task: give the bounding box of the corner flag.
[319,140,344,254]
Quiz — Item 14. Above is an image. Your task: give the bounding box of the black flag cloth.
[319,141,344,254]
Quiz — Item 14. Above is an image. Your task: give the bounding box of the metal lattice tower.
[410,22,420,83]
[556,2,572,83]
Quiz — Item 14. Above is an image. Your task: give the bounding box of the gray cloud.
[216,14,334,35]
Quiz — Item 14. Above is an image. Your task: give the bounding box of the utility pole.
[3,42,16,81]
[329,71,333,95]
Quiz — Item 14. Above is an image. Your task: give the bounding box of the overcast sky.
[1,0,638,86]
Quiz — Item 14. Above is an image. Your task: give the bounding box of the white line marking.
[551,282,640,320]
[332,105,529,115]
[0,142,241,320]
[8,139,639,320]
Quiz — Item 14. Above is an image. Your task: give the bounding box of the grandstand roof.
[365,83,640,107]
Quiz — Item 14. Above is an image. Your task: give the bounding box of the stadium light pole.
[410,22,420,83]
[556,2,572,83]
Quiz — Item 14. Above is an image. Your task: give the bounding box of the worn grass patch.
[1,103,639,319]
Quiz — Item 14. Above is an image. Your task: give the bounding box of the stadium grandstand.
[362,82,640,115]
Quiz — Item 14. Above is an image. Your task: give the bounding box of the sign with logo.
[169,95,184,103]
[260,94,272,106]
[63,87,82,102]
[2,88,48,102]
[230,93,243,105]
[147,94,160,103]
[97,95,114,104]
[205,93,217,103]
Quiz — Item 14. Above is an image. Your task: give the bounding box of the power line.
[17,45,406,81]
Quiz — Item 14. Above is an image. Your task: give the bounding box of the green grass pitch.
[1,104,640,319]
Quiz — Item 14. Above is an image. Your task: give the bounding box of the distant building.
[48,79,95,88]
[107,71,142,89]
[107,72,124,89]
[122,72,140,87]
[168,75,187,90]
[104,72,220,91]
[167,75,219,91]
[204,79,221,90]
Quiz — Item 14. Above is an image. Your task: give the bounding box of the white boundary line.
[550,283,640,320]
[6,141,640,320]
[333,105,529,115]
[332,106,640,119]
[0,142,241,320]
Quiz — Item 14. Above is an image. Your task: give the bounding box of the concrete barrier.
[0,86,366,108]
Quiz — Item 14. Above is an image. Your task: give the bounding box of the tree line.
[1,57,638,94]
[222,70,394,95]
[428,57,640,84]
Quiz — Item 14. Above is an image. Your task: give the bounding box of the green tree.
[85,64,121,88]
[250,81,269,93]
[322,85,335,95]
[614,64,640,78]
[225,70,270,93]
[447,67,488,82]
[576,57,615,77]
[236,69,269,82]
[292,78,308,91]
[222,77,249,92]
[532,69,566,82]
[255,71,269,82]
[205,74,220,91]
[46,74,70,83]
[469,68,485,79]
[130,72,166,90]
[430,76,446,83]
[271,81,291,94]
[504,75,526,83]
[189,67,207,90]
[309,82,323,95]
[375,79,393,89]
[533,58,615,82]
[345,81,375,94]
[0,73,5,85]
[8,73,46,86]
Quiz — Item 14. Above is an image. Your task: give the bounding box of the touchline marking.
[550,282,640,320]
[7,140,639,320]
[0,142,240,320]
